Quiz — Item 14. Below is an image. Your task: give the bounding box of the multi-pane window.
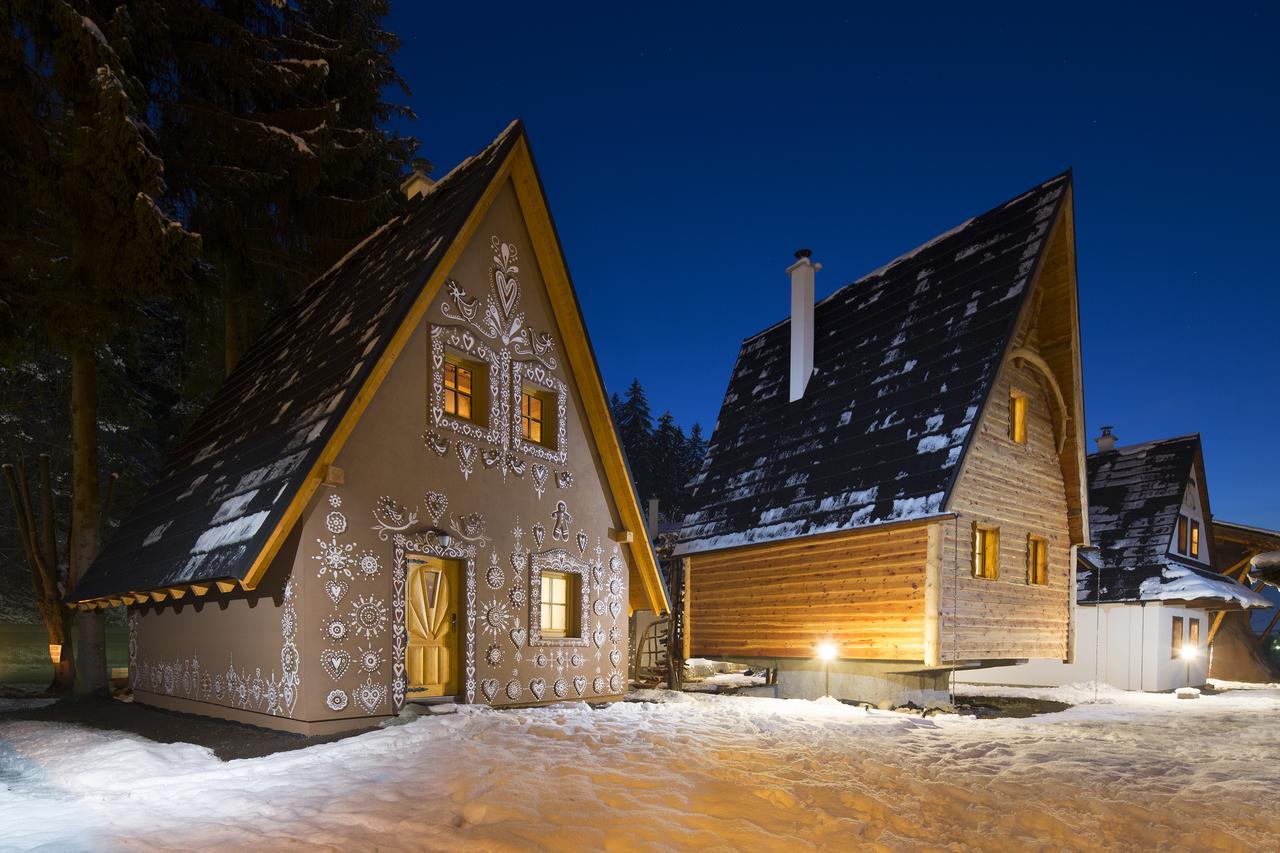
[1027,535,1048,585]
[443,360,474,420]
[1176,516,1189,555]
[521,389,544,444]
[1171,616,1184,659]
[1189,520,1200,559]
[540,571,575,637]
[973,525,1000,580]
[1009,391,1028,444]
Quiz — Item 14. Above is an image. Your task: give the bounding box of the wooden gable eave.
[1189,441,1218,570]
[941,182,1090,547]
[506,138,669,615]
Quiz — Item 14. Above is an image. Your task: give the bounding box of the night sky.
[386,3,1279,527]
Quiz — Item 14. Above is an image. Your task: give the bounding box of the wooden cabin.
[1204,520,1280,682]
[965,433,1271,691]
[68,123,668,734]
[674,175,1090,704]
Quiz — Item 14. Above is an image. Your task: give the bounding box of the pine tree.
[650,412,686,520]
[0,0,200,694]
[614,379,655,502]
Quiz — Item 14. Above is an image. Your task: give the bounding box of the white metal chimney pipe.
[787,249,821,402]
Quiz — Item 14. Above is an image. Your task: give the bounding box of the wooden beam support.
[190,583,210,597]
[608,528,633,544]
[1261,608,1280,641]
[166,587,186,600]
[322,465,345,486]
[215,580,238,594]
[149,591,167,603]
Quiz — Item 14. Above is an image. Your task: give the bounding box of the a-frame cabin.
[70,123,668,734]
[675,175,1089,704]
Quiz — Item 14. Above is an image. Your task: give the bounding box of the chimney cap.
[794,248,813,260]
[1100,425,1114,436]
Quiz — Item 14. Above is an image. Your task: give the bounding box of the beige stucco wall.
[130,179,634,731]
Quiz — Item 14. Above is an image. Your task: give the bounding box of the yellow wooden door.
[405,554,459,697]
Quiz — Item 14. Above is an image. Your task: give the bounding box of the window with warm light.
[1009,390,1028,444]
[1027,535,1048,585]
[1188,617,1200,649]
[1176,515,1189,555]
[443,356,488,424]
[1189,520,1200,559]
[1171,616,1184,659]
[540,571,576,637]
[520,386,555,447]
[973,524,999,579]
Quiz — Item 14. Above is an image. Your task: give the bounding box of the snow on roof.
[1249,551,1280,587]
[1138,559,1272,609]
[73,123,525,600]
[675,173,1069,555]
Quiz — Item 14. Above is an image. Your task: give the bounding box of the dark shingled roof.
[1079,434,1268,607]
[674,174,1069,555]
[73,123,522,601]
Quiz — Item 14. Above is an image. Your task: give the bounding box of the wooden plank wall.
[941,346,1072,662]
[688,523,931,661]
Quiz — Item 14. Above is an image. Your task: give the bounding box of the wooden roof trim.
[237,146,517,591]
[1058,191,1091,547]
[507,137,669,615]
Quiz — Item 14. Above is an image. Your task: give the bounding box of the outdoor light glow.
[1179,644,1199,661]
[817,641,838,662]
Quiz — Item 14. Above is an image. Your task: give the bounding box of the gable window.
[972,524,1000,580]
[540,571,578,638]
[443,356,488,424]
[1009,390,1028,444]
[1176,516,1189,555]
[1027,535,1048,585]
[1189,520,1200,559]
[520,386,555,447]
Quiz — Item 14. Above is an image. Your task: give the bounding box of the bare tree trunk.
[224,281,242,376]
[3,458,75,693]
[70,344,107,696]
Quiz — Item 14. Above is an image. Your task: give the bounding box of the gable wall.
[940,262,1075,663]
[294,179,634,724]
[1168,467,1210,566]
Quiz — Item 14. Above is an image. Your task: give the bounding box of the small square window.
[973,525,999,580]
[520,386,555,448]
[540,571,578,637]
[442,355,487,425]
[1009,391,1028,444]
[1027,535,1048,585]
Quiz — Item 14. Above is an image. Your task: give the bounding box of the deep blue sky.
[387,3,1279,527]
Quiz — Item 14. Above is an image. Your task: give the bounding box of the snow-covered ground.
[3,684,1280,851]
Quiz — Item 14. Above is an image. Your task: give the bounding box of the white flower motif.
[314,537,354,580]
[323,615,348,643]
[357,550,381,578]
[481,599,511,637]
[485,644,504,666]
[349,595,388,640]
[357,646,383,673]
[325,510,347,535]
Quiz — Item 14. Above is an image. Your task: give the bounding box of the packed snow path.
[2,685,1279,851]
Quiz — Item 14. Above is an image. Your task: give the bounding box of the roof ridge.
[1087,432,1200,458]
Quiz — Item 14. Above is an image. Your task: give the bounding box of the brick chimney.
[1096,425,1117,453]
[788,249,821,402]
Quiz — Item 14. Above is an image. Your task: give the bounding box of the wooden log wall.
[687,523,931,662]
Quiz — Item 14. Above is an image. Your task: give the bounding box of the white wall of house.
[959,602,1210,691]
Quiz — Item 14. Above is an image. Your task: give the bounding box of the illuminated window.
[444,359,473,420]
[973,525,999,580]
[1027,535,1048,585]
[1009,390,1028,444]
[1176,516,1188,555]
[1171,616,1184,659]
[540,571,577,637]
[1188,618,1200,648]
[1189,520,1200,559]
[520,386,555,448]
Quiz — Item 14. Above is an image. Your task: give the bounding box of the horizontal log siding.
[941,353,1071,662]
[688,524,931,661]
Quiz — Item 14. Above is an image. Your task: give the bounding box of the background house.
[963,433,1271,690]
[674,174,1088,705]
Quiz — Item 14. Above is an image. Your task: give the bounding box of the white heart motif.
[609,649,621,668]
[510,626,527,650]
[320,649,350,681]
[609,600,622,620]
[481,679,499,702]
[593,628,605,649]
[530,678,546,700]
[325,579,349,604]
[573,676,587,696]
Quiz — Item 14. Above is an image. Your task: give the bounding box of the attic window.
[1176,515,1189,555]
[443,355,487,425]
[972,524,999,580]
[1189,519,1200,559]
[1009,390,1028,444]
[1027,535,1048,585]
[521,386,556,447]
